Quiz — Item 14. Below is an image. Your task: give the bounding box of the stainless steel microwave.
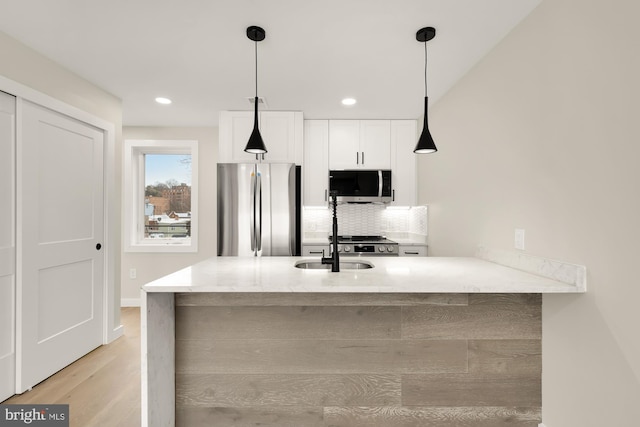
[328,170,392,203]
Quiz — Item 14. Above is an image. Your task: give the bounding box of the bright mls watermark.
[0,405,68,426]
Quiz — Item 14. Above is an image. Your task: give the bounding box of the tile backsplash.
[303,204,428,237]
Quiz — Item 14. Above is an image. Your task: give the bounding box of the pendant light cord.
[424,40,428,97]
[254,38,258,98]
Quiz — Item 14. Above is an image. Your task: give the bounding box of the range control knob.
[337,245,342,252]
[343,246,351,252]
[378,246,385,252]
[387,246,394,252]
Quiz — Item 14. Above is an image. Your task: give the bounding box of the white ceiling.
[0,0,540,127]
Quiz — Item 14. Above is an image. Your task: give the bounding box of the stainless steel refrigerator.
[217,163,301,256]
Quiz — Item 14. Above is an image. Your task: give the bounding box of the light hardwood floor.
[3,307,141,427]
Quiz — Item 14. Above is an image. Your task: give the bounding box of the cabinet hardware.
[392,189,395,201]
[404,251,419,255]
[324,189,328,201]
[309,251,323,255]
[362,151,365,164]
[356,152,359,165]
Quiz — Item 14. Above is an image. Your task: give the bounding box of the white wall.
[121,127,218,303]
[418,0,640,425]
[0,31,123,327]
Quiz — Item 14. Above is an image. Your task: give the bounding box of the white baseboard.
[121,298,141,307]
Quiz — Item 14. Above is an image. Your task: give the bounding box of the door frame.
[0,75,120,393]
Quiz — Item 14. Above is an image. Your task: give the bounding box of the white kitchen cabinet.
[328,120,391,169]
[303,120,329,206]
[261,112,303,164]
[302,244,330,256]
[360,120,392,169]
[219,111,303,164]
[390,120,417,206]
[398,245,428,257]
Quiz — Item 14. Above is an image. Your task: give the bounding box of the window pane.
[144,154,192,240]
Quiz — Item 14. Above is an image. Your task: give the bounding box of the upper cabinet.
[390,120,417,206]
[303,120,329,207]
[219,111,303,164]
[328,120,391,169]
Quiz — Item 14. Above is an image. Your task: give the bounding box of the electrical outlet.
[129,268,137,279]
[514,229,525,250]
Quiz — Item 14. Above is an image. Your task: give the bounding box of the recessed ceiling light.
[341,98,357,106]
[155,97,172,105]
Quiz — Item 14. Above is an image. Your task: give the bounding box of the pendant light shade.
[245,96,267,154]
[245,26,267,154]
[414,27,437,154]
[415,96,437,153]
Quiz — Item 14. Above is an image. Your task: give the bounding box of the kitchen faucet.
[321,191,340,272]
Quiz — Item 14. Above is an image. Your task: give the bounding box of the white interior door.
[0,91,16,401]
[17,100,104,392]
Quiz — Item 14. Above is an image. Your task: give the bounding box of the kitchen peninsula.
[142,251,585,427]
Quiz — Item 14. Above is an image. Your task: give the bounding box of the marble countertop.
[142,255,584,294]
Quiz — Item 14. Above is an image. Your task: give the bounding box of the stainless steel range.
[329,235,399,256]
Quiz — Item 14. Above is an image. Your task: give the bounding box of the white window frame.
[124,139,198,253]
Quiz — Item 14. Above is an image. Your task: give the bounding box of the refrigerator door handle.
[256,172,262,251]
[250,171,256,253]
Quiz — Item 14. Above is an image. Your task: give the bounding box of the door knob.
[96,243,102,250]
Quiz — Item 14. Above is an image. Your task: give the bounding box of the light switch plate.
[515,229,525,250]
[514,228,524,251]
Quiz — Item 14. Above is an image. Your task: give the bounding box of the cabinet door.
[360,120,391,169]
[260,111,297,163]
[328,120,360,169]
[0,91,15,401]
[219,111,256,163]
[390,120,417,205]
[303,120,329,206]
[219,111,300,164]
[399,245,428,256]
[302,245,330,256]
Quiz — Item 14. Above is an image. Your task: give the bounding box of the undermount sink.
[294,259,374,270]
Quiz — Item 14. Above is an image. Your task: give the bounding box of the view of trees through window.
[144,154,192,239]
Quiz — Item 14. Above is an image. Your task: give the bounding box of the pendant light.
[244,26,267,154]
[414,27,437,154]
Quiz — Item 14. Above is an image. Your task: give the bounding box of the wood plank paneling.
[175,339,468,374]
[402,373,541,407]
[468,339,541,375]
[174,294,543,427]
[175,292,469,307]
[323,406,541,427]
[176,374,401,407]
[176,406,324,427]
[402,293,541,339]
[176,306,401,340]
